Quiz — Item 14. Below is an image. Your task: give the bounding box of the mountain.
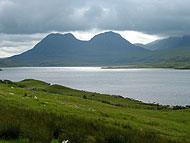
[146,46,190,63]
[8,31,149,66]
[134,43,146,48]
[0,58,26,67]
[134,44,190,67]
[137,35,190,64]
[143,35,190,50]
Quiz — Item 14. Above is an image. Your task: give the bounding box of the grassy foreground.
[0,79,190,143]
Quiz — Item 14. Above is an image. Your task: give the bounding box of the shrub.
[0,121,20,140]
[83,95,87,99]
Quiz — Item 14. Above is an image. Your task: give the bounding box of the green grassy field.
[0,79,190,143]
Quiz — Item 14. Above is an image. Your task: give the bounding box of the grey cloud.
[0,45,32,57]
[0,33,46,42]
[0,0,190,36]
[0,41,35,47]
[0,33,45,57]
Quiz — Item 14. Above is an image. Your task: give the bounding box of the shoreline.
[1,78,189,108]
[1,65,190,70]
[101,66,190,70]
[1,67,190,106]
[1,79,190,142]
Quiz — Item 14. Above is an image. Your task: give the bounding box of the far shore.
[101,65,190,70]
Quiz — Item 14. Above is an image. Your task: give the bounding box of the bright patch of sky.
[71,30,163,44]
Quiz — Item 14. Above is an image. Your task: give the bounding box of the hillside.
[0,58,26,67]
[133,37,190,67]
[0,79,190,143]
[8,32,149,66]
[142,35,190,50]
[136,46,190,68]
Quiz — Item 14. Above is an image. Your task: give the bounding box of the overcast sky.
[0,0,190,57]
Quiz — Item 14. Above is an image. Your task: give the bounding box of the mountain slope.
[8,31,149,66]
[138,45,190,65]
[143,35,190,50]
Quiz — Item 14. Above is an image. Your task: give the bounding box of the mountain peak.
[90,31,123,41]
[103,31,118,35]
[63,33,75,38]
[44,33,77,41]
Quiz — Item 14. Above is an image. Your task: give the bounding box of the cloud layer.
[0,33,45,57]
[0,0,190,58]
[0,0,190,35]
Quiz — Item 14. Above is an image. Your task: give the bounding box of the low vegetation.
[0,79,190,143]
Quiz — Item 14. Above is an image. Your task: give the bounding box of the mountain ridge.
[8,31,149,66]
[2,32,190,67]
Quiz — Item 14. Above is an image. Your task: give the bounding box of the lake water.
[0,67,190,106]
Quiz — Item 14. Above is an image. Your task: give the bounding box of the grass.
[0,139,28,143]
[0,79,190,143]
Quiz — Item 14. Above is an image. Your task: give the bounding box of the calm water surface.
[1,67,190,106]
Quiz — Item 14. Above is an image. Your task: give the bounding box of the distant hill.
[138,45,190,66]
[0,58,25,67]
[8,31,149,66]
[143,35,190,50]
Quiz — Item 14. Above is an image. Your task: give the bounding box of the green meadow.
[0,79,190,143]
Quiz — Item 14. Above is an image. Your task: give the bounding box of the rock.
[23,93,32,97]
[28,87,37,91]
[62,140,69,143]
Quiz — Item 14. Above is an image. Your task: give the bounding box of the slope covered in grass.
[0,79,190,143]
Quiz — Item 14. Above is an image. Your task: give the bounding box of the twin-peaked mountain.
[6,31,190,67]
[9,31,149,66]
